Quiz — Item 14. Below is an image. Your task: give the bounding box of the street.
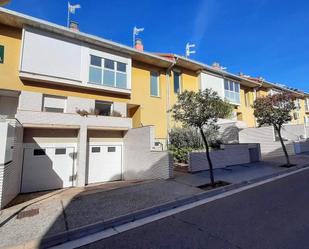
[79,169,309,249]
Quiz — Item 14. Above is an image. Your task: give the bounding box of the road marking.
[51,166,309,249]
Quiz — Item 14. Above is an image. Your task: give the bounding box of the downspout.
[165,58,177,147]
[253,81,263,127]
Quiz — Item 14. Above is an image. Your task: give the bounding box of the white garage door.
[21,146,75,193]
[88,144,122,184]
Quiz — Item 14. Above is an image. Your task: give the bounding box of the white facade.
[199,72,225,98]
[21,143,77,193]
[20,27,132,95]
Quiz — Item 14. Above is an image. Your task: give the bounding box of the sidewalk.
[175,153,309,187]
[1,153,309,249]
[0,180,203,248]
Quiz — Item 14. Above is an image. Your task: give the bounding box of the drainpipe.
[253,83,263,127]
[165,58,177,146]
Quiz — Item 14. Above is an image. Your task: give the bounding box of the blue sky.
[5,0,309,92]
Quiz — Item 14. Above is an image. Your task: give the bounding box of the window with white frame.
[224,79,240,104]
[43,95,66,113]
[150,72,160,97]
[89,55,127,89]
[305,98,309,112]
[173,71,181,94]
[294,99,301,110]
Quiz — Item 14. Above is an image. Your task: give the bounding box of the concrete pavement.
[1,153,309,248]
[0,180,203,248]
[80,167,309,249]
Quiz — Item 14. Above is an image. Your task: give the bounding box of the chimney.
[212,62,221,69]
[69,21,79,32]
[135,38,144,51]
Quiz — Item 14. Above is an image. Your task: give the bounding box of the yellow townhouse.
[241,76,309,126]
[0,8,177,208]
[157,55,261,129]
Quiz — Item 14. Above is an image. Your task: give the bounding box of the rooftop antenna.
[133,26,144,47]
[185,42,196,58]
[67,2,81,28]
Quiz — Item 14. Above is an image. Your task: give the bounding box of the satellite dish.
[0,0,11,6]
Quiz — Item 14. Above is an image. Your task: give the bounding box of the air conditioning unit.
[151,141,163,151]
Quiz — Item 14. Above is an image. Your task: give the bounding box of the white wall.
[21,27,82,81]
[239,126,296,158]
[66,96,95,114]
[0,96,18,119]
[199,72,224,98]
[123,126,173,180]
[20,27,132,90]
[18,91,43,111]
[0,121,23,209]
[16,110,132,129]
[188,144,252,172]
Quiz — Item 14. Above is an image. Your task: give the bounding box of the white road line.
[51,166,309,249]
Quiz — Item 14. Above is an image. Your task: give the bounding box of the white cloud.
[191,0,218,47]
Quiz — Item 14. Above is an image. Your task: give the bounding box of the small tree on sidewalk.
[253,93,296,166]
[170,89,233,186]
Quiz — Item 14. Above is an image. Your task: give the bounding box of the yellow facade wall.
[0,24,129,103]
[130,62,168,139]
[168,69,199,129]
[235,86,256,127]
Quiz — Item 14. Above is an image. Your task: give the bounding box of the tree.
[253,93,296,166]
[170,89,233,186]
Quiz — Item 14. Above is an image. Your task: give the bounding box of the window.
[174,71,181,94]
[91,147,101,153]
[294,99,301,110]
[95,101,113,116]
[107,147,116,152]
[224,79,240,104]
[55,148,66,155]
[33,149,46,156]
[305,99,309,112]
[89,55,127,89]
[43,95,66,113]
[244,91,250,107]
[293,112,300,120]
[150,72,160,97]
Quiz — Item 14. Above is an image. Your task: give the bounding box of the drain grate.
[197,181,230,191]
[16,208,40,219]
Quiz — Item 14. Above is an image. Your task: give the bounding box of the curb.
[12,164,309,249]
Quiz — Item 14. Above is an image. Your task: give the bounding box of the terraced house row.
[0,8,308,208]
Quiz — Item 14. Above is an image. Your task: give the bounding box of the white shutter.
[43,96,66,110]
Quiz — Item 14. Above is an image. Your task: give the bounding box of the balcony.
[20,27,132,96]
[15,110,132,130]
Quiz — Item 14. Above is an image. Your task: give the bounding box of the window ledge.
[19,71,131,96]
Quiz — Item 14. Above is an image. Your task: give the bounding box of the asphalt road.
[80,169,309,249]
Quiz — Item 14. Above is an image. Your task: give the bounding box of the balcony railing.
[15,110,132,129]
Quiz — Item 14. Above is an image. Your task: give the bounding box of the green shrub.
[169,146,193,164]
[169,127,222,163]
